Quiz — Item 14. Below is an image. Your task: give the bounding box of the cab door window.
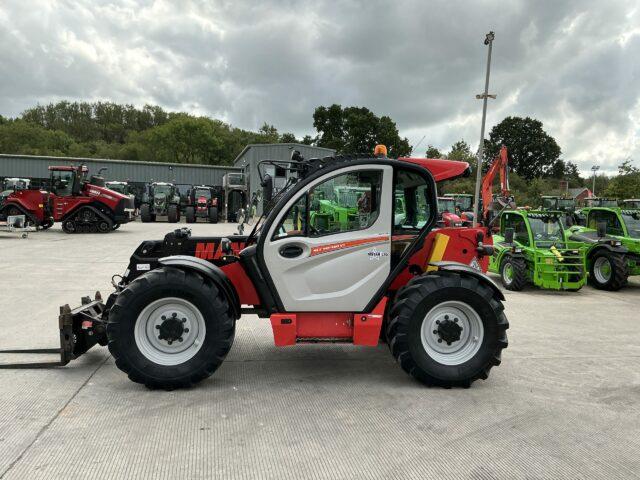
[391,169,435,267]
[502,214,529,246]
[392,169,433,233]
[51,171,74,196]
[589,210,624,236]
[273,170,383,239]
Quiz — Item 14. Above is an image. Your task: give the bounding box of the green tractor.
[309,185,371,233]
[540,195,580,227]
[565,206,640,290]
[488,210,586,291]
[140,182,181,223]
[621,199,640,209]
[582,197,619,208]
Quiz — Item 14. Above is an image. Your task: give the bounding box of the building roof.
[232,143,335,166]
[568,187,591,198]
[0,153,239,171]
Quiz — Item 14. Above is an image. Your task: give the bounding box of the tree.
[313,104,411,157]
[605,159,640,199]
[145,115,226,164]
[484,116,561,181]
[258,123,279,143]
[446,140,477,163]
[425,145,442,158]
[0,120,74,156]
[279,132,298,143]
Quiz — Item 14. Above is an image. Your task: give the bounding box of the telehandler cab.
[1,150,508,390]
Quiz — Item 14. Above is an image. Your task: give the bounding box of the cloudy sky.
[1,0,639,174]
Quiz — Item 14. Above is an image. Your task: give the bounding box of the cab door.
[50,170,76,220]
[261,165,392,312]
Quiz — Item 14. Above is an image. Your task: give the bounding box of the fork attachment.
[0,292,107,368]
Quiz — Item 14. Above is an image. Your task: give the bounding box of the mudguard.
[429,260,505,301]
[158,255,241,319]
[586,243,627,259]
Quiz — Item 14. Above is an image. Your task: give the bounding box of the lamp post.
[591,165,600,196]
[472,31,497,227]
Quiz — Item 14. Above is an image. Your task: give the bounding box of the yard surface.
[1,221,639,479]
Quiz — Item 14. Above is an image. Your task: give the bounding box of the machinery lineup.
[0,145,637,391]
[0,167,243,232]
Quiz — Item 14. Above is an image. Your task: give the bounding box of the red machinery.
[0,165,135,233]
[481,145,515,229]
[185,185,219,224]
[2,150,507,390]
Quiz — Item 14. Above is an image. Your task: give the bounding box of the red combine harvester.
[481,145,515,229]
[1,149,507,389]
[0,165,135,233]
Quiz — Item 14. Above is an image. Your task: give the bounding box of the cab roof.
[398,157,470,182]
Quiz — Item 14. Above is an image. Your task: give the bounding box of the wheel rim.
[593,257,612,284]
[502,262,514,285]
[134,297,206,366]
[420,300,484,366]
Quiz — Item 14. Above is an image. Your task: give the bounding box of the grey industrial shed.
[0,153,241,186]
[233,143,335,214]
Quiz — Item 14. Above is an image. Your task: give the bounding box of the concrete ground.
[0,221,639,480]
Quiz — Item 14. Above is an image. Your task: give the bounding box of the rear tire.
[167,204,179,223]
[500,256,527,291]
[140,204,151,223]
[185,206,196,223]
[387,271,508,388]
[209,206,218,224]
[107,267,236,389]
[589,250,628,291]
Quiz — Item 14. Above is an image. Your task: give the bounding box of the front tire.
[209,206,218,224]
[589,250,628,291]
[500,256,527,291]
[185,206,196,223]
[140,204,151,223]
[387,272,508,388]
[107,267,235,389]
[167,204,179,223]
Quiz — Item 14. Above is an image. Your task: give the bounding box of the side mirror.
[597,222,607,238]
[261,174,273,204]
[504,227,515,244]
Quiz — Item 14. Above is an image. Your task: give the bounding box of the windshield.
[154,185,172,195]
[529,216,564,245]
[622,212,640,239]
[558,199,574,209]
[195,189,211,199]
[457,196,472,211]
[437,198,456,213]
[108,184,125,193]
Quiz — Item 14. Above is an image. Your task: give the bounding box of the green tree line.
[0,101,637,199]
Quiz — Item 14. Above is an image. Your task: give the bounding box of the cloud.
[0,0,638,175]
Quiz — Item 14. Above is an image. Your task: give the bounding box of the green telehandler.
[488,210,586,291]
[565,206,640,290]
